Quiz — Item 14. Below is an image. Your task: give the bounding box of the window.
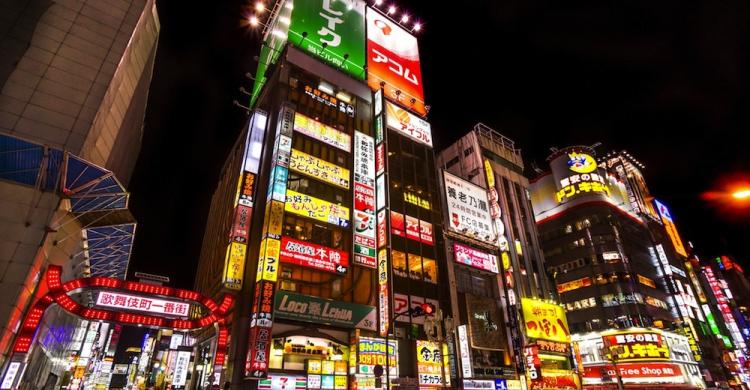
[444,156,460,169]
[464,147,474,157]
[393,250,407,278]
[422,258,437,284]
[283,215,348,249]
[408,253,422,280]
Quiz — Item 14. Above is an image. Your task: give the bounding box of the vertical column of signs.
[353,131,377,269]
[222,111,266,290]
[246,107,294,378]
[373,89,390,338]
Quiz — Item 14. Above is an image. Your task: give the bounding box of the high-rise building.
[437,124,575,390]
[192,1,453,389]
[529,147,707,388]
[0,0,159,384]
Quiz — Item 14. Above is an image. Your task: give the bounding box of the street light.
[732,189,750,200]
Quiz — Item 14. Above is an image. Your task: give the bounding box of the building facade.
[437,125,575,390]
[529,147,708,388]
[0,0,159,387]
[192,1,453,389]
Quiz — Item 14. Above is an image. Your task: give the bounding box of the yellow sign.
[567,152,597,173]
[294,113,351,152]
[484,159,495,188]
[256,238,280,282]
[637,274,656,288]
[322,360,335,375]
[223,242,246,290]
[521,298,571,343]
[404,192,431,210]
[416,340,450,386]
[307,359,322,374]
[556,181,610,203]
[290,149,350,189]
[267,200,284,238]
[285,189,350,227]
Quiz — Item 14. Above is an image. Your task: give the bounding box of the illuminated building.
[437,125,574,390]
[192,1,453,388]
[0,1,159,386]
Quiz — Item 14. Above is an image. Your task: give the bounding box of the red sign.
[354,183,376,213]
[391,212,405,237]
[279,236,349,274]
[377,209,387,249]
[419,221,434,245]
[240,171,255,206]
[584,363,682,379]
[406,215,421,241]
[366,7,425,116]
[376,144,385,175]
[231,204,252,243]
[524,346,542,389]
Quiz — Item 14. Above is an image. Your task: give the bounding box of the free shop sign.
[275,291,376,331]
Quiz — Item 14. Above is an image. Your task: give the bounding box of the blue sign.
[494,379,507,390]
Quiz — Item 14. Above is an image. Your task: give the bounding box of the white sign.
[113,364,129,375]
[96,292,190,316]
[354,131,376,188]
[602,251,620,260]
[457,325,473,379]
[385,101,433,147]
[462,380,495,390]
[308,375,321,389]
[170,333,184,349]
[173,351,191,387]
[1,362,21,390]
[443,171,496,244]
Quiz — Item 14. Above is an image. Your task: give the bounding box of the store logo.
[567,152,597,173]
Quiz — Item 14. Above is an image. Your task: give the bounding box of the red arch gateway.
[12,265,233,363]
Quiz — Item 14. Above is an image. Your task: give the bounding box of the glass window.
[408,253,423,281]
[422,258,437,284]
[282,216,348,249]
[393,250,407,278]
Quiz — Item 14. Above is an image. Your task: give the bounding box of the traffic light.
[412,303,435,317]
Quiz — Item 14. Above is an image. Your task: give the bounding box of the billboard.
[366,7,425,115]
[285,189,350,227]
[279,236,349,274]
[602,330,669,362]
[294,113,351,152]
[453,243,499,274]
[290,149,350,189]
[416,341,450,386]
[274,291,376,331]
[444,171,495,244]
[96,292,189,316]
[289,0,366,80]
[385,101,432,147]
[521,298,570,343]
[223,242,247,290]
[653,199,688,257]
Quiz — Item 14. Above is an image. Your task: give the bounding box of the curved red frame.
[13,265,234,355]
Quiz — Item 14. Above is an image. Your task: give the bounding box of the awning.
[62,154,129,213]
[84,223,136,279]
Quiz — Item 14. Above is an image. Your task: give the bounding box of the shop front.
[572,328,706,390]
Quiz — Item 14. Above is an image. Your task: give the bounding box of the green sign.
[289,0,366,80]
[250,0,292,107]
[274,291,376,330]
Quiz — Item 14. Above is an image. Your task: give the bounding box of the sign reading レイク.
[443,171,495,244]
[96,292,190,316]
[288,0,366,80]
[453,243,499,274]
[279,236,349,274]
[385,101,432,147]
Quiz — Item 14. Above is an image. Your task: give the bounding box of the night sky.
[127,0,750,288]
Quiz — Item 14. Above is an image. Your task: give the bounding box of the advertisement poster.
[521,298,571,343]
[366,7,426,115]
[285,189,350,227]
[384,101,432,146]
[279,236,349,274]
[453,243,499,274]
[293,113,351,152]
[290,149,350,189]
[444,171,495,244]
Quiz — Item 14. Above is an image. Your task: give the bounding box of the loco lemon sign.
[274,291,376,331]
[521,298,571,343]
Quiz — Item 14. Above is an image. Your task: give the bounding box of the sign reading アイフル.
[366,7,426,116]
[274,291,376,331]
[443,171,496,244]
[385,101,432,147]
[289,0,366,80]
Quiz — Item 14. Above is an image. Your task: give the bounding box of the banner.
[285,189,350,227]
[521,298,570,343]
[293,113,351,152]
[453,243,499,274]
[274,291,377,331]
[444,171,495,244]
[279,236,349,274]
[290,149,350,189]
[366,8,425,116]
[385,100,432,147]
